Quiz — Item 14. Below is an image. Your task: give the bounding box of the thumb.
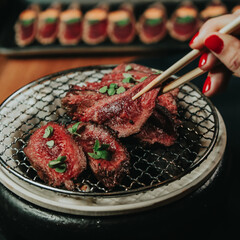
[204,32,240,77]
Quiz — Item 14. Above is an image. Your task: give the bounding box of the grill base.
[0,149,228,240]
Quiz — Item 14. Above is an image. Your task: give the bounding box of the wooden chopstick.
[132,14,240,100]
[162,67,205,94]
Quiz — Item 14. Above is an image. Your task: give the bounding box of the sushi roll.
[200,0,227,22]
[137,3,167,44]
[15,5,39,47]
[82,4,108,45]
[36,3,61,45]
[167,1,200,42]
[107,3,136,44]
[58,4,82,45]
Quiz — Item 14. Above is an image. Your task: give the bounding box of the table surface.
[0,52,239,239]
[0,54,137,104]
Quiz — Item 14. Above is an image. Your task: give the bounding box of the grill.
[0,65,219,197]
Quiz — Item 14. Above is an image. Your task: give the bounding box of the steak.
[68,122,130,188]
[81,74,160,137]
[24,122,87,190]
[135,104,178,146]
[61,85,107,120]
[136,88,180,146]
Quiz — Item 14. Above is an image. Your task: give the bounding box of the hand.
[189,11,240,96]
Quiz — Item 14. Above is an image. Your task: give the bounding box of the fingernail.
[189,31,199,45]
[202,76,211,94]
[198,52,208,68]
[204,34,224,54]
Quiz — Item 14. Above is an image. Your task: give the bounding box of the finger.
[204,32,240,77]
[202,65,232,97]
[198,52,220,71]
[189,12,240,49]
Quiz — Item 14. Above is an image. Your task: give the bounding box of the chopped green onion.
[125,64,132,71]
[109,83,118,89]
[48,155,67,173]
[88,19,99,25]
[99,86,108,93]
[55,163,67,173]
[45,18,57,24]
[116,18,130,27]
[88,140,111,160]
[107,88,116,96]
[116,86,126,94]
[66,18,81,24]
[21,18,35,27]
[176,16,194,24]
[68,122,81,135]
[43,126,54,138]
[145,18,162,26]
[46,140,54,148]
[139,76,148,82]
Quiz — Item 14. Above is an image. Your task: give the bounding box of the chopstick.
[162,67,205,94]
[132,14,240,100]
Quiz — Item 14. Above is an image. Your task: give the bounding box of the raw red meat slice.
[36,7,60,45]
[24,122,87,190]
[58,8,82,45]
[15,8,38,47]
[107,6,136,44]
[82,7,108,45]
[167,2,200,41]
[68,122,130,189]
[137,3,167,44]
[81,75,160,137]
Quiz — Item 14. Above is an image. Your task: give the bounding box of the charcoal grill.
[0,65,225,216]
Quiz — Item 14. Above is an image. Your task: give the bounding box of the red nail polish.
[198,53,208,68]
[189,31,199,45]
[204,34,224,54]
[202,76,211,93]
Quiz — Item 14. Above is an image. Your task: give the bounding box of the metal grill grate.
[0,65,219,196]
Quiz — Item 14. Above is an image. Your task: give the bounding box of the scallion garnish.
[48,155,67,173]
[88,140,111,160]
[116,86,126,94]
[68,122,81,135]
[116,18,130,27]
[125,64,132,71]
[46,140,54,148]
[43,126,54,138]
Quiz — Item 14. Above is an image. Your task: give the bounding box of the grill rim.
[0,65,219,197]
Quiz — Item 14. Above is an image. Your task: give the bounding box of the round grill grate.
[0,65,219,196]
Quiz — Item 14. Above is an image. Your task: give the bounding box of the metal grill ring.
[0,65,219,196]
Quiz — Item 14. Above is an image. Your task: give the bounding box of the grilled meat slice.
[81,74,160,138]
[24,122,87,190]
[69,122,130,189]
[135,88,180,146]
[61,85,107,120]
[135,104,178,146]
